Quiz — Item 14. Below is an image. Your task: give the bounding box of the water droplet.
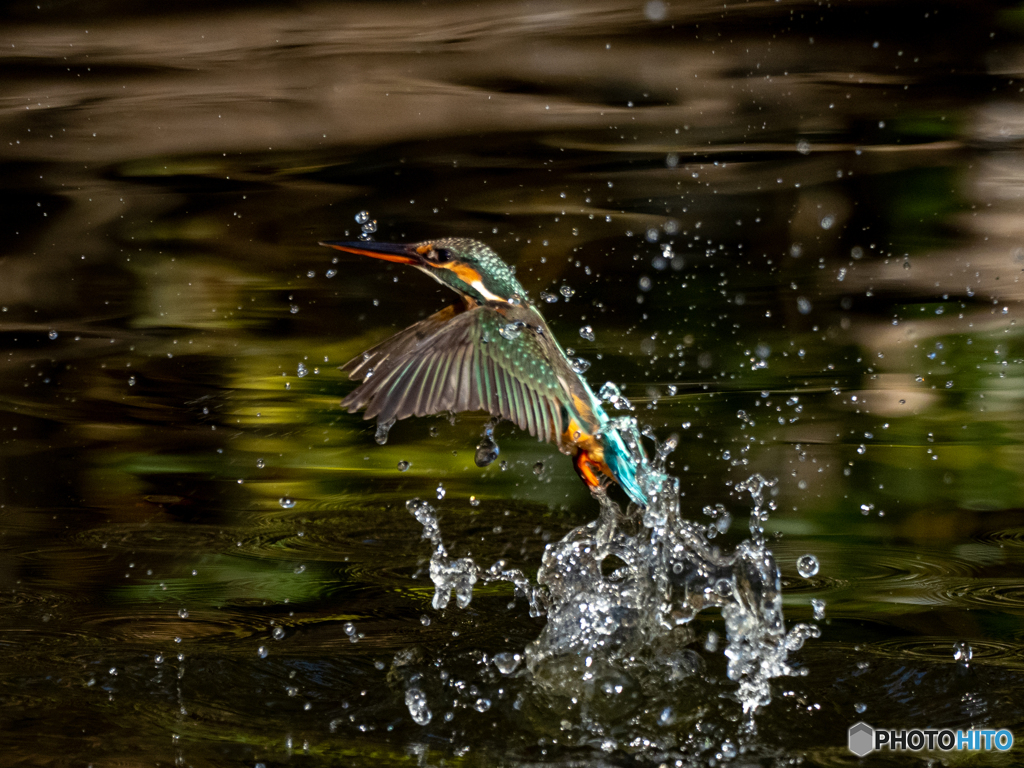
[796,554,819,578]
[533,461,544,476]
[539,291,558,303]
[256,458,265,469]
[797,297,812,315]
[344,622,356,636]
[355,211,370,224]
[405,688,432,725]
[272,627,286,640]
[473,698,491,713]
[475,428,500,467]
[498,321,524,341]
[397,460,410,472]
[279,497,296,509]
[420,614,431,626]
[375,418,396,445]
[579,325,595,342]
[493,652,521,675]
[796,139,812,155]
[257,646,268,659]
[128,376,136,386]
[178,608,189,619]
[953,641,972,665]
[569,357,591,374]
[297,363,308,378]
[598,382,633,410]
[436,483,446,500]
[361,219,377,235]
[811,598,826,620]
[854,702,867,714]
[469,496,480,507]
[48,330,58,340]
[644,0,667,22]
[559,285,575,298]
[293,564,306,574]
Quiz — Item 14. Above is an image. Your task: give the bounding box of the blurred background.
[3,0,1024,765]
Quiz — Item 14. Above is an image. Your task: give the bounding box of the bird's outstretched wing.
[340,304,569,443]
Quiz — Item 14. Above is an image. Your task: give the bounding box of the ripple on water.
[867,637,1024,670]
[943,579,1024,612]
[834,544,980,582]
[79,608,279,644]
[975,525,1024,549]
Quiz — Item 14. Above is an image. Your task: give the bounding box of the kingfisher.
[320,237,648,506]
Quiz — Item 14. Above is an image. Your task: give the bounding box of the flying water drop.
[953,641,973,665]
[569,357,591,374]
[796,554,820,578]
[598,382,634,411]
[405,688,432,725]
[375,418,396,445]
[499,321,525,341]
[493,652,521,675]
[475,423,500,467]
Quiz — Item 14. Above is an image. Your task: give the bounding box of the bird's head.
[320,237,526,305]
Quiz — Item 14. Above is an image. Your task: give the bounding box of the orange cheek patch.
[449,264,483,285]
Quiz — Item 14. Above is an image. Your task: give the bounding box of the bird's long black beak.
[319,240,422,266]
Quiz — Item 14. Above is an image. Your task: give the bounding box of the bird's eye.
[433,248,451,262]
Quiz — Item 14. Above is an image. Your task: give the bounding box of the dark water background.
[3,0,1024,765]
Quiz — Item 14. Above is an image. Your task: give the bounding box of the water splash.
[406,416,818,718]
[598,381,634,412]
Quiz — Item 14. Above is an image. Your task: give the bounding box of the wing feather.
[342,304,568,447]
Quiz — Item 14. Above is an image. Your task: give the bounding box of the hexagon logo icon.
[848,722,874,756]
